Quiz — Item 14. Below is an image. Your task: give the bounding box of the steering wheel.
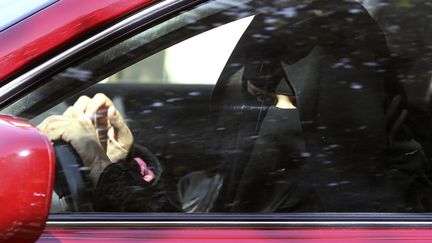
[53,141,94,212]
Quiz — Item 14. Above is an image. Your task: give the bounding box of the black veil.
[205,0,432,212]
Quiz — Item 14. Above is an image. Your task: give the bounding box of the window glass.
[2,0,432,213]
[105,15,254,85]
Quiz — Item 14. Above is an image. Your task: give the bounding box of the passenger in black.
[39,0,432,212]
[212,0,432,212]
[211,0,432,212]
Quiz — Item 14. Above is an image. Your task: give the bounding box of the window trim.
[47,213,432,228]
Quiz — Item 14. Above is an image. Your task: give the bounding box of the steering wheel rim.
[53,141,94,212]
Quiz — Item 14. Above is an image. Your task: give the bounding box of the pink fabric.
[134,157,155,182]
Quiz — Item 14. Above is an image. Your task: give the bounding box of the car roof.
[0,0,158,83]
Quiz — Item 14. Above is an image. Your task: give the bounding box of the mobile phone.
[91,106,109,151]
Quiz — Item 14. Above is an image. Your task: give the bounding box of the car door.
[1,0,432,242]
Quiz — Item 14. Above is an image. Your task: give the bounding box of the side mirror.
[0,115,55,242]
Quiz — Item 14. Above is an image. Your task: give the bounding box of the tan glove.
[70,93,134,163]
[37,109,111,186]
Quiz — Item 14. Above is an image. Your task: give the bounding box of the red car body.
[1,0,432,242]
[0,0,154,82]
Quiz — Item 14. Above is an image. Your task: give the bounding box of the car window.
[2,0,432,214]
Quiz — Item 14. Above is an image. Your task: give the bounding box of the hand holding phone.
[90,106,109,151]
[67,94,133,162]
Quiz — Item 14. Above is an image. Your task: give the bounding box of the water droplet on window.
[141,110,152,114]
[279,7,297,18]
[363,62,378,67]
[348,8,362,14]
[152,102,164,107]
[350,82,363,90]
[386,25,401,33]
[301,152,311,157]
[166,98,183,103]
[264,26,277,31]
[264,17,278,24]
[188,91,202,96]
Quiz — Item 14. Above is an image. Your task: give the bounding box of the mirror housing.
[0,115,55,242]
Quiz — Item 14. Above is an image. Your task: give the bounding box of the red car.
[1,0,432,242]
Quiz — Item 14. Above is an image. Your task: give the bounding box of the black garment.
[211,0,432,212]
[95,144,223,212]
[232,107,318,212]
[94,144,177,212]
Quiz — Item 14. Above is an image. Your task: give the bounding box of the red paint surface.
[0,115,55,242]
[39,228,432,242]
[0,0,156,82]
